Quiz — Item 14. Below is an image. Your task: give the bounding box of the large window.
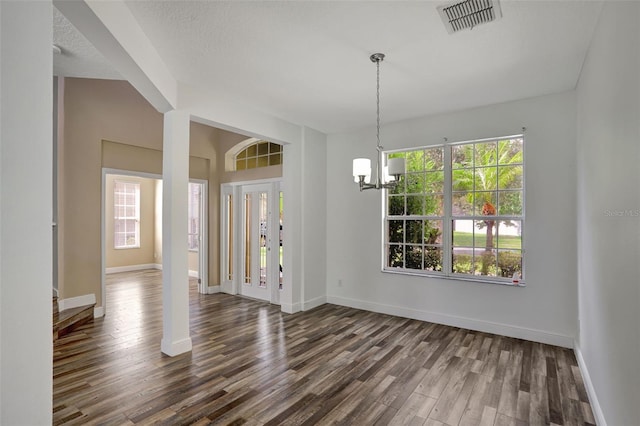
[114,181,140,249]
[385,135,524,284]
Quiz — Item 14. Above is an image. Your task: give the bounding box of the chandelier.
[353,53,405,191]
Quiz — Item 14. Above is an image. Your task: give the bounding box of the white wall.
[0,1,53,423]
[281,141,302,313]
[576,2,640,425]
[281,126,327,313]
[302,127,327,310]
[327,91,577,347]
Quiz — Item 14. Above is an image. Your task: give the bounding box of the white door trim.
[101,168,162,317]
[189,179,208,294]
[221,179,282,305]
[220,184,235,295]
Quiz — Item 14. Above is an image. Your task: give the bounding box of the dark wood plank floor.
[53,270,595,425]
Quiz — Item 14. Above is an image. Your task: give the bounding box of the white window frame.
[188,182,201,252]
[113,180,140,249]
[383,134,525,286]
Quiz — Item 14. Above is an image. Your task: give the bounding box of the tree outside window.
[384,136,524,283]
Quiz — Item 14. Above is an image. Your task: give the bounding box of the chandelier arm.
[359,180,399,191]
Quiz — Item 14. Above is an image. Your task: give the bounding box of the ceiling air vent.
[437,0,503,34]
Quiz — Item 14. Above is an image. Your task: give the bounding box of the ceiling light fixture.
[353,53,405,191]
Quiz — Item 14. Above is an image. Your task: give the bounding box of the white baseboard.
[281,302,301,314]
[574,342,607,426]
[207,285,221,294]
[326,295,574,348]
[161,337,193,357]
[94,306,105,318]
[109,263,198,279]
[58,294,96,312]
[105,264,158,274]
[302,296,326,311]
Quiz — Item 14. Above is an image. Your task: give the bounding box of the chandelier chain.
[376,58,381,150]
[353,52,403,192]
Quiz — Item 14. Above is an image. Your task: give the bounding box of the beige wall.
[62,78,164,308]
[189,124,218,284]
[103,140,162,175]
[105,174,157,268]
[60,78,227,307]
[188,251,199,274]
[217,131,283,183]
[60,77,284,307]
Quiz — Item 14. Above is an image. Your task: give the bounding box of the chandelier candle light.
[353,53,405,191]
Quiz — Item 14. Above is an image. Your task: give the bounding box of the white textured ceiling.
[55,1,603,134]
[53,7,122,80]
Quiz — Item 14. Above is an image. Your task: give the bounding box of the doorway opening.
[101,169,208,315]
[187,180,208,294]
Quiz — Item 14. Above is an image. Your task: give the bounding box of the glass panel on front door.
[244,194,251,284]
[226,194,233,281]
[279,191,283,290]
[259,192,268,288]
[241,186,273,302]
[232,182,281,304]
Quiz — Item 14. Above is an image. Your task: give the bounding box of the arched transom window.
[235,141,282,171]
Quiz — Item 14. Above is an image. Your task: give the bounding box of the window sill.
[381,268,526,287]
[114,246,140,250]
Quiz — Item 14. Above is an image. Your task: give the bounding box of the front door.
[240,183,277,302]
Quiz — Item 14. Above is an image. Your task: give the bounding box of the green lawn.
[453,231,521,249]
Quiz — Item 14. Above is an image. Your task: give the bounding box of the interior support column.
[0,1,53,423]
[161,110,192,356]
[280,140,302,314]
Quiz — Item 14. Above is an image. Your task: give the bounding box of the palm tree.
[451,139,523,274]
[386,139,522,275]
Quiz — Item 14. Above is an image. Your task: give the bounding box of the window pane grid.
[114,181,140,249]
[385,136,523,283]
[188,183,201,251]
[235,141,283,171]
[385,145,446,273]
